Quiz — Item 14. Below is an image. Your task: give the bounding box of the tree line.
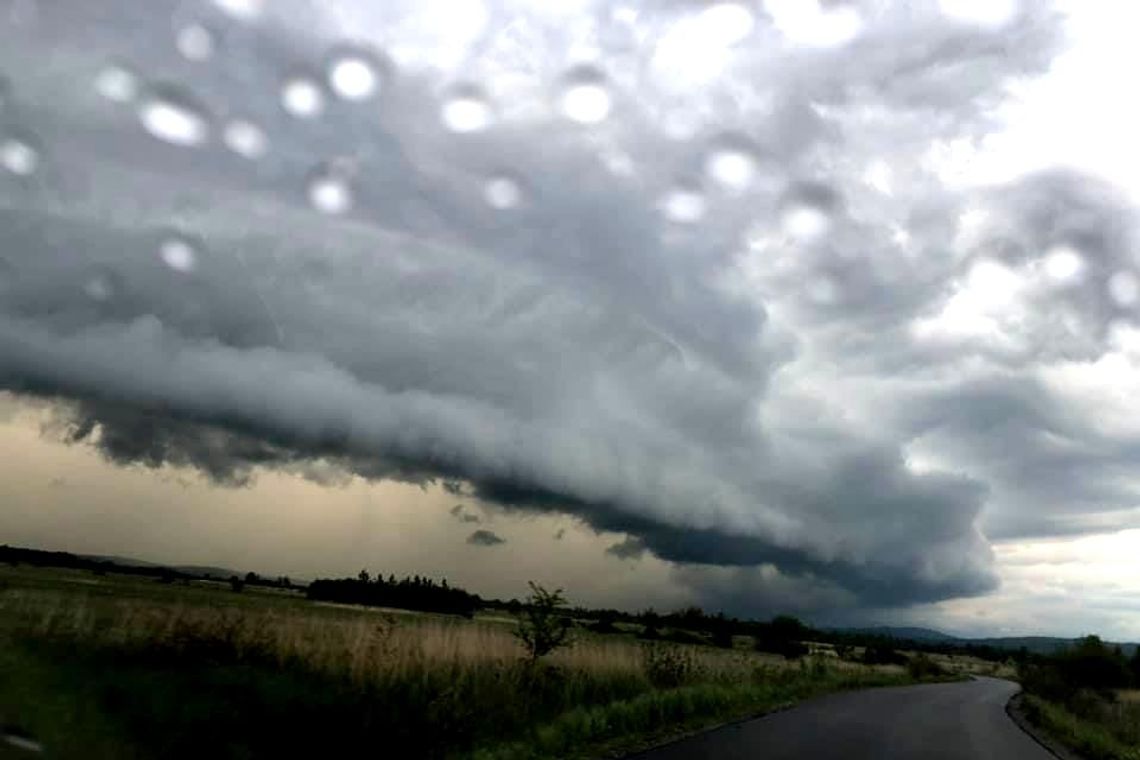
[1020,634,1140,700]
[306,569,481,618]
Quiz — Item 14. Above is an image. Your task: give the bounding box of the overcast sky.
[2,0,1140,639]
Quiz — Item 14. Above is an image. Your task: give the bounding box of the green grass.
[1022,694,1140,760]
[0,565,948,759]
[473,665,917,759]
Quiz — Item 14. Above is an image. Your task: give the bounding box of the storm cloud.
[4,0,1137,618]
[467,529,506,547]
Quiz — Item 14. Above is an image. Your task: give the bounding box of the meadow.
[0,564,966,759]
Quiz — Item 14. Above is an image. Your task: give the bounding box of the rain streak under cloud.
[0,0,1137,624]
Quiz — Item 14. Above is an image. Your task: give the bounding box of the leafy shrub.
[907,654,948,680]
[513,582,573,661]
[754,634,809,660]
[862,644,906,666]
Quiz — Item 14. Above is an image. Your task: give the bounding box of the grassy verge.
[0,567,960,759]
[1021,694,1140,760]
[472,665,919,759]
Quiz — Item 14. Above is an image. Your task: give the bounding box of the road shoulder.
[1006,692,1086,760]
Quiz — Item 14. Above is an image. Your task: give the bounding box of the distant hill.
[80,554,241,580]
[80,553,161,568]
[171,565,244,579]
[835,627,1137,657]
[838,626,962,642]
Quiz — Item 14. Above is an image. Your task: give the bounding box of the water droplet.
[939,0,1017,28]
[307,169,352,215]
[782,205,831,242]
[281,78,325,119]
[223,119,267,159]
[213,0,262,20]
[706,140,758,190]
[95,65,139,103]
[84,275,114,302]
[780,185,838,242]
[328,53,380,101]
[559,68,612,125]
[1108,271,1139,307]
[139,92,210,147]
[767,0,862,48]
[697,3,755,46]
[441,88,492,133]
[1043,245,1084,283]
[160,236,198,272]
[661,188,706,224]
[0,137,38,176]
[484,176,521,210]
[601,149,634,176]
[613,6,638,24]
[176,24,216,61]
[864,161,893,195]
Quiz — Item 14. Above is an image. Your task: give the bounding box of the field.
[0,565,965,759]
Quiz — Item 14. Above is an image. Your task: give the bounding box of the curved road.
[635,677,1053,760]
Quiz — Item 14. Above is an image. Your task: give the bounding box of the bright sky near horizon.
[3,0,1140,640]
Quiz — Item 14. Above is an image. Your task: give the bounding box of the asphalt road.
[635,677,1054,760]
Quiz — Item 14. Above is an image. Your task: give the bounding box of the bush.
[754,635,809,660]
[586,612,619,635]
[513,582,573,662]
[862,644,906,666]
[907,654,948,680]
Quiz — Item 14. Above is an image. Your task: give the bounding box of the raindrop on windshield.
[939,0,1017,28]
[139,91,210,147]
[328,53,381,101]
[307,169,353,215]
[661,188,706,224]
[0,137,39,176]
[1043,245,1084,284]
[281,78,325,119]
[559,68,612,125]
[696,3,755,47]
[782,204,832,242]
[484,176,522,210]
[223,119,267,159]
[177,24,216,62]
[213,0,262,21]
[160,237,198,273]
[95,65,139,103]
[441,88,492,133]
[1108,271,1139,307]
[706,139,758,191]
[84,275,115,302]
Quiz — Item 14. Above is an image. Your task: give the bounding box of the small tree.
[513,581,573,662]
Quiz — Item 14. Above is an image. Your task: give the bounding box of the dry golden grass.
[0,571,938,759]
[0,586,843,686]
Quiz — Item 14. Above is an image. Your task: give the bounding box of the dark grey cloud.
[449,503,481,524]
[467,529,505,547]
[4,0,1128,621]
[605,536,647,561]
